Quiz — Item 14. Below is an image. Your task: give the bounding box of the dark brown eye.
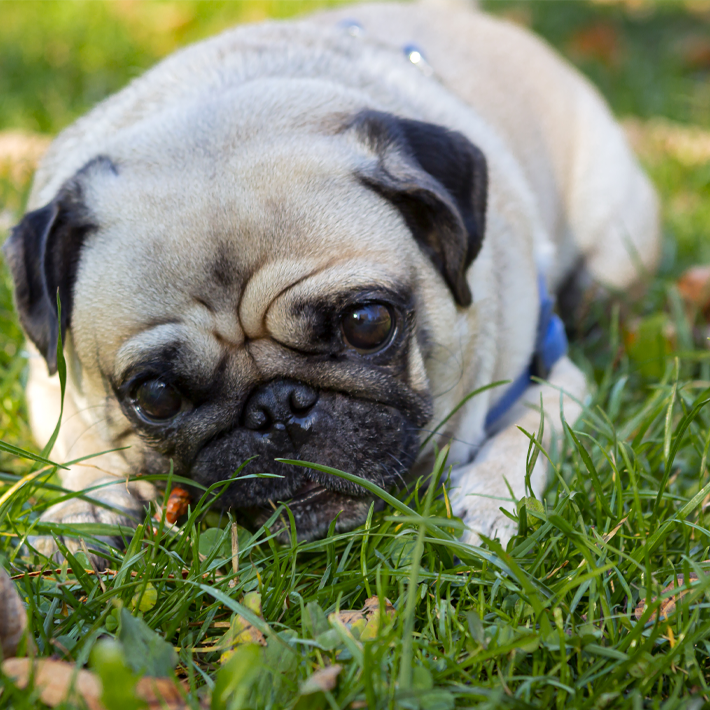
[342,303,394,353]
[134,380,183,422]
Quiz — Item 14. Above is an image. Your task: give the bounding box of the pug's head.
[5,95,487,540]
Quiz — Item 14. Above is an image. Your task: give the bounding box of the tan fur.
[21,2,658,551]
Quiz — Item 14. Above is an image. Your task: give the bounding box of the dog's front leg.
[28,472,150,571]
[448,356,587,547]
[25,353,153,570]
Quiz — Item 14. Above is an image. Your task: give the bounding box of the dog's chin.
[244,481,378,542]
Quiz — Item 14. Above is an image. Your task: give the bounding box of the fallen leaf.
[678,34,710,70]
[131,582,158,613]
[136,676,189,707]
[634,573,700,621]
[329,596,395,641]
[0,566,28,658]
[360,596,396,640]
[2,658,192,709]
[334,609,366,626]
[300,664,342,695]
[568,21,621,66]
[602,516,628,543]
[218,592,267,662]
[231,521,239,577]
[361,596,395,617]
[677,266,710,317]
[2,658,103,710]
[517,496,546,531]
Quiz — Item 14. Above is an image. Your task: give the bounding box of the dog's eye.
[133,379,183,422]
[341,303,394,352]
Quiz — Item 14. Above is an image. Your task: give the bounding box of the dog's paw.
[27,479,146,571]
[448,464,520,549]
[457,506,517,549]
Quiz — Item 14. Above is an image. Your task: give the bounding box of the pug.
[5,1,659,564]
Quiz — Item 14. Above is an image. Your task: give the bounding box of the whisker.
[65,416,112,458]
[408,425,480,452]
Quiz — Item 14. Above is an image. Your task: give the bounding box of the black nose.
[242,380,319,442]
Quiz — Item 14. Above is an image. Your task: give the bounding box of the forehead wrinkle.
[187,297,244,348]
[113,321,222,378]
[264,259,412,348]
[270,259,409,307]
[239,258,337,339]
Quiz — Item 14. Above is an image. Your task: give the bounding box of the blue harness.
[336,21,569,432]
[484,276,568,433]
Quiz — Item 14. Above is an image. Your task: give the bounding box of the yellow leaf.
[242,591,262,616]
[131,583,157,613]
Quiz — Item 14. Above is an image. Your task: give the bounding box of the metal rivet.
[337,19,364,38]
[403,43,434,77]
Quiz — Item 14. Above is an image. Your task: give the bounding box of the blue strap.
[484,275,568,433]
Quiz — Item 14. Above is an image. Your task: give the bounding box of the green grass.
[3,1,710,708]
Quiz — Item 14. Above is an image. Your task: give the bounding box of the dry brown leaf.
[329,596,396,642]
[2,658,192,709]
[331,596,395,628]
[678,34,710,70]
[0,566,28,658]
[334,609,366,626]
[136,676,190,707]
[231,521,239,577]
[602,516,629,544]
[634,573,701,621]
[677,266,710,315]
[214,592,267,661]
[567,21,621,66]
[362,596,395,617]
[232,624,267,646]
[2,658,104,710]
[300,664,342,694]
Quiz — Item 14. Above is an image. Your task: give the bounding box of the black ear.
[349,110,488,306]
[3,160,108,374]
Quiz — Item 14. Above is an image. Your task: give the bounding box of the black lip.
[283,478,361,508]
[288,479,324,504]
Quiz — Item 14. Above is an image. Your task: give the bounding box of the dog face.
[5,87,487,539]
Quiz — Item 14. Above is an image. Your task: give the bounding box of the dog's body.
[7,2,659,560]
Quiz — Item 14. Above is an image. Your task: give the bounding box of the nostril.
[243,380,317,432]
[289,384,318,414]
[244,406,271,432]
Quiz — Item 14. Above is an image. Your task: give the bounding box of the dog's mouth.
[275,475,365,514]
[241,476,375,541]
[287,479,330,505]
